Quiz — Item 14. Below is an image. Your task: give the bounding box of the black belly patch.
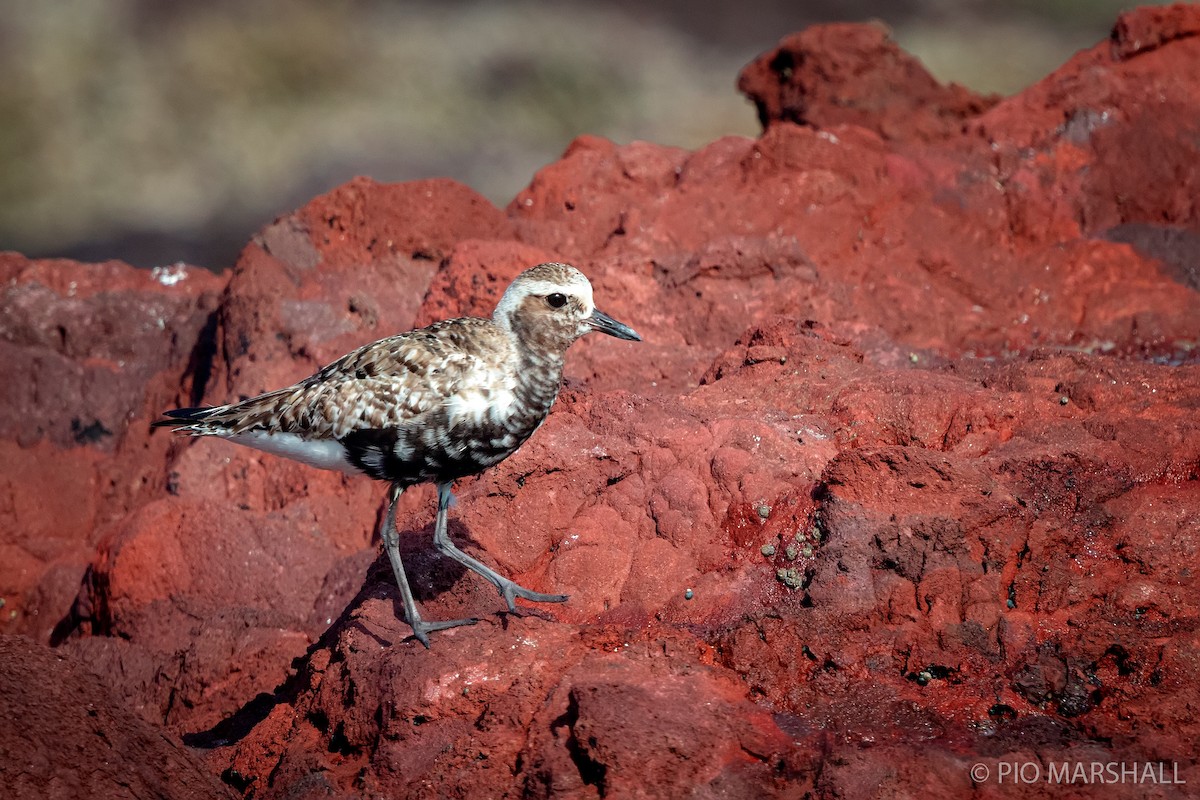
[340,427,408,482]
[340,424,525,486]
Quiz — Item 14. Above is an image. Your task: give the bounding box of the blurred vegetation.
[0,0,1127,268]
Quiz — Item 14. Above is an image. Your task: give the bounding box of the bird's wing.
[192,319,504,439]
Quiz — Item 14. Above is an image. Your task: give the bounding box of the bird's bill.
[587,309,641,341]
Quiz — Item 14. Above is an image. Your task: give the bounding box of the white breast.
[446,385,517,429]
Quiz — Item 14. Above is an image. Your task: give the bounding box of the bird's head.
[493,262,641,354]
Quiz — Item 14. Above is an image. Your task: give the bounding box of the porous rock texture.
[2,7,1200,798]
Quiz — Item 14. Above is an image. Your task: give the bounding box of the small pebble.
[785,544,799,561]
[801,544,813,558]
[684,588,694,600]
[761,544,776,557]
[756,504,771,520]
[776,567,803,589]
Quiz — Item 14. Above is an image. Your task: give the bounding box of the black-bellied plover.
[155,262,640,646]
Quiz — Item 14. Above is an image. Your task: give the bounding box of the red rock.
[737,22,999,140]
[0,635,237,799]
[35,180,519,728]
[215,618,804,799]
[0,254,225,642]
[1111,3,1200,59]
[969,6,1200,252]
[294,176,512,267]
[3,8,1200,799]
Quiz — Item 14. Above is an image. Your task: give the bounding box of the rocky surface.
[0,635,237,799]
[2,6,1199,798]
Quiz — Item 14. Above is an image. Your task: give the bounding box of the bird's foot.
[500,581,569,614]
[408,615,480,649]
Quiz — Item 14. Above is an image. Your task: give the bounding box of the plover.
[155,262,640,646]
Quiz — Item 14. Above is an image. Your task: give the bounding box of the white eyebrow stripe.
[493,276,596,322]
[518,279,593,301]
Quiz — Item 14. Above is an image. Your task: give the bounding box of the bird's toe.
[501,583,569,613]
[408,616,480,648]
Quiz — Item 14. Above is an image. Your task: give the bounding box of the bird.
[154,262,640,647]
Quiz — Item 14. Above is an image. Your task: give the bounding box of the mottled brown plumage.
[155,262,640,647]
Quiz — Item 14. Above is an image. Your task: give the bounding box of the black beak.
[587,309,641,341]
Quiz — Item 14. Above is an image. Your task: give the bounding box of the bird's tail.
[153,386,298,435]
[151,406,227,433]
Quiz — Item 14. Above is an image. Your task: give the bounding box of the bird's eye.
[546,293,568,308]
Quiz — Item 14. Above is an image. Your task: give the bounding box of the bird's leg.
[380,483,479,647]
[431,482,568,613]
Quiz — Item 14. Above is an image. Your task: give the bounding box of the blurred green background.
[1,0,1128,270]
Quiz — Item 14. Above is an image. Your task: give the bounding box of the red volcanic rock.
[0,253,225,642]
[217,620,805,799]
[737,22,999,139]
[0,635,236,799]
[1111,2,1200,59]
[41,180,520,731]
[3,8,1200,800]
